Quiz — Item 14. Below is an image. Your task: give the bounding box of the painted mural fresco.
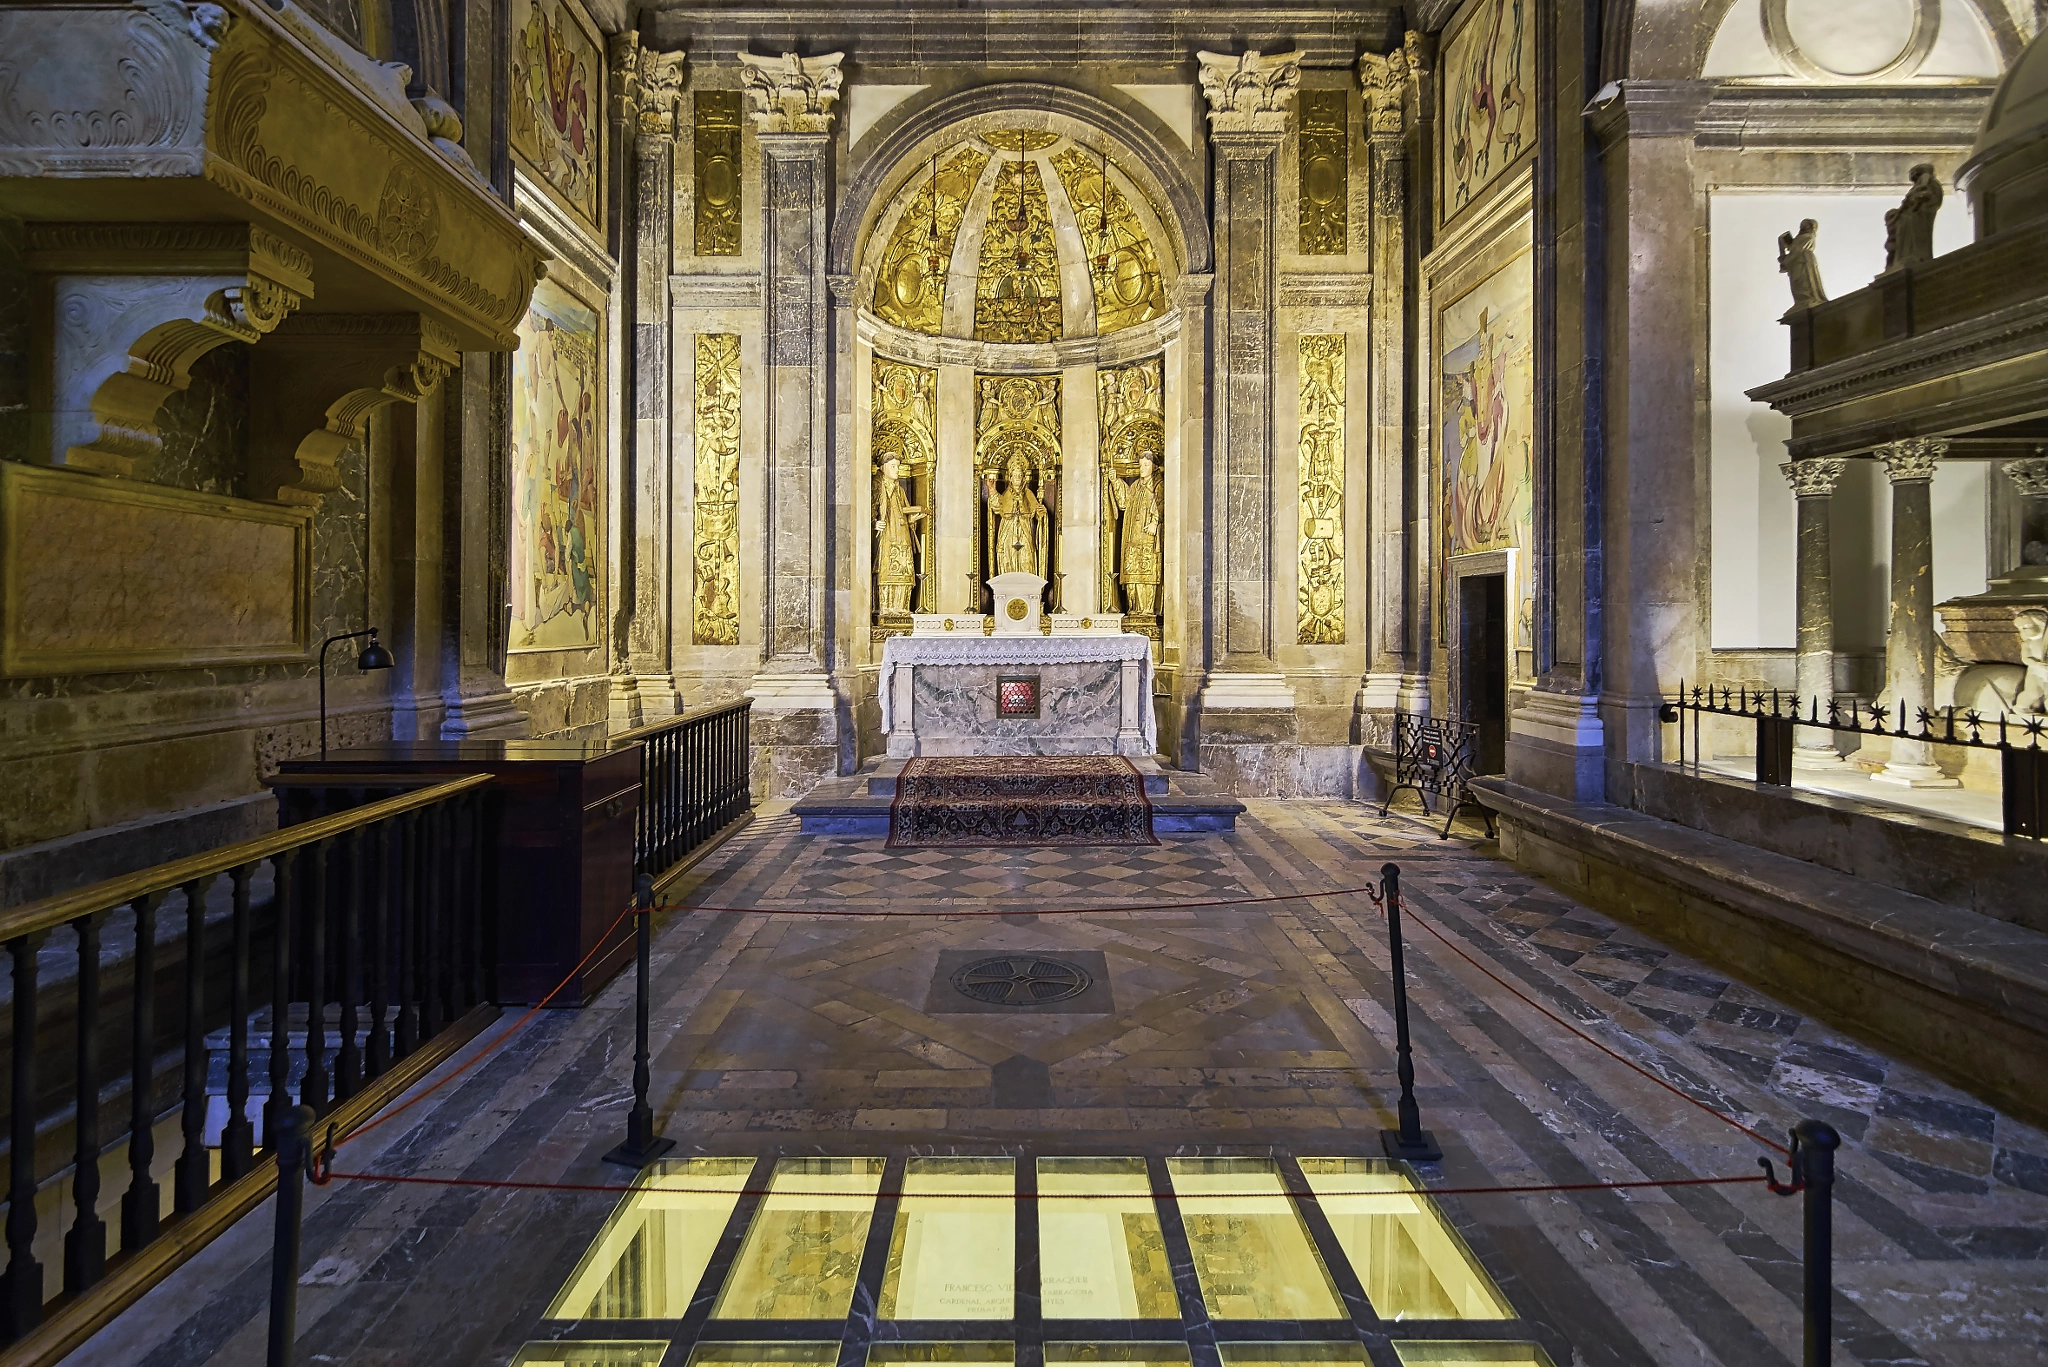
[510,278,601,653]
[511,0,600,231]
[1438,248,1534,644]
[1442,0,1534,221]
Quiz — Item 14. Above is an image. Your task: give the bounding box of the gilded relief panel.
[974,375,1062,606]
[871,359,937,631]
[1442,0,1535,222]
[975,150,1062,344]
[692,334,742,645]
[510,0,603,235]
[873,147,991,335]
[510,278,602,653]
[1048,149,1167,335]
[1096,357,1165,630]
[1297,334,1345,644]
[1297,90,1348,255]
[693,91,742,256]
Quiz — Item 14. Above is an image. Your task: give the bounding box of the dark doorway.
[1459,573,1507,775]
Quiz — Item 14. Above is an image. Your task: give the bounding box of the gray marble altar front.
[908,662,1123,756]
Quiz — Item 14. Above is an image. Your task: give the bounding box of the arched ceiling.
[868,128,1172,343]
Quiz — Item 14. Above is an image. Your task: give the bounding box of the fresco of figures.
[510,278,601,652]
[1438,250,1534,643]
[510,0,600,230]
[1442,0,1534,220]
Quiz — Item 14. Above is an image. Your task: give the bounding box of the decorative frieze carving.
[692,333,742,644]
[1877,436,1946,483]
[28,222,313,478]
[1781,457,1847,498]
[1296,90,1347,256]
[736,50,844,134]
[247,313,460,506]
[694,90,743,255]
[1297,334,1345,643]
[1279,272,1372,309]
[1195,49,1303,134]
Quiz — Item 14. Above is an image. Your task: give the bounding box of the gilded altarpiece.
[974,376,1062,608]
[873,147,992,334]
[694,92,742,256]
[1297,335,1346,644]
[1048,150,1167,334]
[1096,357,1165,635]
[1297,91,1349,256]
[692,334,742,645]
[871,359,937,634]
[975,153,1062,344]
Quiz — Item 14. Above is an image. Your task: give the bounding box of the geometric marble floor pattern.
[95,802,2048,1367]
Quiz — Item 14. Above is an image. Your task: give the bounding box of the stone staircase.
[791,756,1244,835]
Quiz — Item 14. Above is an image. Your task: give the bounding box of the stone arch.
[829,82,1212,279]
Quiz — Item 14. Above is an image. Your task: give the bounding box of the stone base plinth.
[747,673,844,798]
[1196,706,1302,797]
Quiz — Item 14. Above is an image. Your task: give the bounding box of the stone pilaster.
[1783,457,1848,768]
[621,41,686,723]
[1355,40,1421,744]
[1194,49,1301,791]
[739,51,846,792]
[1874,438,1959,787]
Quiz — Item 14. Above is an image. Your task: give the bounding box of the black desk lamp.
[319,628,393,757]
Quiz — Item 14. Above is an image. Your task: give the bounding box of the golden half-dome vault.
[873,146,991,335]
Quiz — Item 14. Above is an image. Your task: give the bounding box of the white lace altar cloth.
[879,632,1155,751]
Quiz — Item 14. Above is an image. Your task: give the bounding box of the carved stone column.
[616,38,686,723]
[1190,50,1302,790]
[1354,41,1421,740]
[1783,458,1848,768]
[1874,438,1959,787]
[738,50,846,792]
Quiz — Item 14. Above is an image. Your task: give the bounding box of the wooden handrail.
[0,773,493,943]
[607,698,753,748]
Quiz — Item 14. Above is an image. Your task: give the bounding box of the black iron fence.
[611,700,753,882]
[0,775,493,1359]
[1667,682,2048,840]
[1379,714,1496,839]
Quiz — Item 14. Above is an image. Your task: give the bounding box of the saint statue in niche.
[985,451,1049,579]
[1107,452,1164,615]
[873,454,926,616]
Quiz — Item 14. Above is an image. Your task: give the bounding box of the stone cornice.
[856,308,1181,371]
[1696,84,1990,152]
[1279,271,1372,309]
[1585,79,1715,145]
[1749,292,2048,418]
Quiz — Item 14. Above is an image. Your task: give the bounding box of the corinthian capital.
[1781,457,1847,498]
[737,50,844,133]
[1358,40,1417,136]
[1877,437,1946,483]
[639,49,687,138]
[2004,456,2048,497]
[1195,49,1302,133]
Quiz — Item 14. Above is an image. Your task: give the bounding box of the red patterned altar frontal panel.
[997,675,1040,718]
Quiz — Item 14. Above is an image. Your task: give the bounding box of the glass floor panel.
[1299,1159,1511,1321]
[1038,1158,1179,1319]
[878,1157,1017,1319]
[1391,1345,1557,1366]
[1045,1344,1193,1367]
[688,1347,843,1367]
[866,1344,1016,1366]
[712,1157,887,1320]
[1217,1344,1367,1367]
[548,1158,757,1319]
[508,1343,670,1367]
[1165,1158,1344,1320]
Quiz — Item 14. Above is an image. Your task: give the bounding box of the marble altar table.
[880,632,1156,758]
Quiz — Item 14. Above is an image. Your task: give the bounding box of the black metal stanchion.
[267,1105,317,1367]
[1763,1119,1840,1366]
[605,875,675,1167]
[1377,863,1443,1162]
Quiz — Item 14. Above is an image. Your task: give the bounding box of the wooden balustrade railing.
[0,774,495,1361]
[610,700,754,882]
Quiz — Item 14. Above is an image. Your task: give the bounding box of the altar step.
[791,757,1243,836]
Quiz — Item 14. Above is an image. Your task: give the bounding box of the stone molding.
[249,313,461,506]
[2004,457,2048,497]
[737,51,843,133]
[1696,86,1990,152]
[0,0,551,350]
[29,222,314,477]
[1279,271,1372,309]
[1196,49,1303,134]
[856,308,1180,372]
[1781,456,1848,497]
[672,273,765,309]
[1585,79,1716,146]
[1877,436,1946,483]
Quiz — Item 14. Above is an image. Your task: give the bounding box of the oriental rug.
[886,756,1158,847]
